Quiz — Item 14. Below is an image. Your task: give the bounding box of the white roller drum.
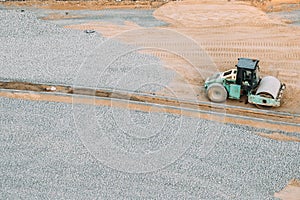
[256,76,281,99]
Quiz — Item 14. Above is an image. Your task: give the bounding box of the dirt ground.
[3,0,300,12]
[65,2,300,197]
[253,0,300,12]
[153,0,300,114]
[274,179,300,200]
[257,132,300,142]
[65,0,300,114]
[2,0,300,198]
[1,0,165,10]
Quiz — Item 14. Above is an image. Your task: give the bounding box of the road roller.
[204,58,285,107]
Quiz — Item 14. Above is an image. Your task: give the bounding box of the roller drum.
[256,76,281,99]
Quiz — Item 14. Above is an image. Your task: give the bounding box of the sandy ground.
[153,0,300,114]
[257,132,300,142]
[3,0,300,12]
[64,2,300,198]
[274,179,300,200]
[66,0,300,114]
[1,0,300,198]
[1,90,299,133]
[253,0,300,12]
[1,0,164,10]
[151,2,300,198]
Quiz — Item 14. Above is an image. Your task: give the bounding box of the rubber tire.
[207,83,228,103]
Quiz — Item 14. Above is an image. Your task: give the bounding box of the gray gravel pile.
[0,10,101,85]
[1,96,299,199]
[0,9,173,91]
[33,9,168,27]
[1,7,299,200]
[0,10,70,37]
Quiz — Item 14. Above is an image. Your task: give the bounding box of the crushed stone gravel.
[0,97,299,199]
[0,10,174,91]
[0,8,299,200]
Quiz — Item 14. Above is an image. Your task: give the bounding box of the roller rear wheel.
[207,83,228,103]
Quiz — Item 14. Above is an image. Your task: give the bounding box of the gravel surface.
[0,6,168,27]
[0,9,173,91]
[269,9,300,26]
[37,9,168,27]
[0,97,299,199]
[1,7,299,200]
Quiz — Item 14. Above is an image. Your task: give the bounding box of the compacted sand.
[66,0,300,114]
[64,2,300,197]
[1,1,300,199]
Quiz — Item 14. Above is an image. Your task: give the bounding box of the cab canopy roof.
[236,58,259,70]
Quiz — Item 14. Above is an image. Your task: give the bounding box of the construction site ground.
[1,0,300,199]
[58,0,300,114]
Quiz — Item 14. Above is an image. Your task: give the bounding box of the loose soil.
[1,89,300,133]
[253,0,300,12]
[3,81,299,128]
[257,132,300,142]
[274,179,300,200]
[1,1,300,198]
[66,0,300,114]
[1,0,165,10]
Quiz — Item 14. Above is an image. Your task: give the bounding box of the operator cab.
[235,58,260,93]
